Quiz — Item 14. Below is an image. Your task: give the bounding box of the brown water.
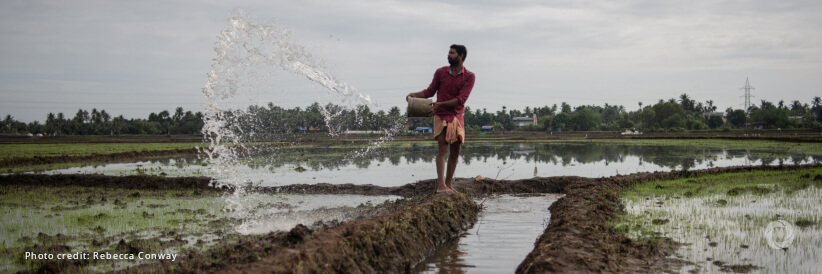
[412,194,563,273]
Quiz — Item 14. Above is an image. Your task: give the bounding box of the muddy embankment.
[0,173,218,190]
[218,193,477,273]
[0,148,200,170]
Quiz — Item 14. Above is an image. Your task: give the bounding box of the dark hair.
[450,44,467,61]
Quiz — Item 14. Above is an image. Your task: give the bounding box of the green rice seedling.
[615,167,822,273]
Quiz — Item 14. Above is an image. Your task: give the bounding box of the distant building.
[480,126,494,131]
[415,127,433,133]
[745,122,766,130]
[297,126,323,133]
[513,114,538,127]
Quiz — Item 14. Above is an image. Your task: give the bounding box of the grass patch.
[621,168,822,201]
[0,143,202,161]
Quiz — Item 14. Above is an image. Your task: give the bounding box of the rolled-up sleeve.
[422,69,441,98]
[456,73,475,105]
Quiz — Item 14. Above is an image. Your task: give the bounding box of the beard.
[448,56,458,66]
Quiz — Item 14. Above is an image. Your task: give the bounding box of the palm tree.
[46,113,56,134]
[56,112,65,135]
[679,93,694,112]
[705,100,716,112]
[101,110,111,135]
[790,100,805,114]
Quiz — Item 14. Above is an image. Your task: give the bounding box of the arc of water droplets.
[200,10,405,224]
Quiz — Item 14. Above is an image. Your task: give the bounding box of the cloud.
[1,0,820,122]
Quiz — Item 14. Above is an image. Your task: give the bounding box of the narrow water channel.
[412,194,563,273]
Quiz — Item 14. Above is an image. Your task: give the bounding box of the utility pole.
[740,77,755,129]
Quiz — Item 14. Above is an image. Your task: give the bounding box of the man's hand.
[429,102,441,116]
[406,91,424,101]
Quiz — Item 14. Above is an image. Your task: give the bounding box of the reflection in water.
[247,142,820,172]
[413,194,562,273]
[37,141,822,187]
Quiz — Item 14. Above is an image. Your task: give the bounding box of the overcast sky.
[2,0,821,122]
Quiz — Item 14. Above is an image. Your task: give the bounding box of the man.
[407,44,475,194]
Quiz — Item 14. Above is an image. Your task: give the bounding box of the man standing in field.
[407,44,475,194]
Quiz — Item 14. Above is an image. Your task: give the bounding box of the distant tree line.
[1,107,203,135]
[468,94,822,132]
[2,95,820,135]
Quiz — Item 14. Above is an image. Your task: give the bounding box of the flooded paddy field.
[2,137,822,273]
[615,167,822,273]
[18,139,822,186]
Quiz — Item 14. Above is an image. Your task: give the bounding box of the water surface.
[413,194,562,273]
[36,141,822,187]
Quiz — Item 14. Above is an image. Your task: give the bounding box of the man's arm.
[432,98,460,109]
[455,73,475,106]
[429,98,459,116]
[407,69,442,101]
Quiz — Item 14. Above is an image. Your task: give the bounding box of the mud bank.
[0,148,199,169]
[0,174,218,190]
[121,194,478,273]
[516,164,822,273]
[253,176,577,198]
[218,193,476,273]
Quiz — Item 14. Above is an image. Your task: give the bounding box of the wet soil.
[219,193,477,273]
[515,176,685,273]
[117,194,478,274]
[252,176,577,198]
[0,174,221,191]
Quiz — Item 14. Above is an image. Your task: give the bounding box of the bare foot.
[435,188,456,195]
[445,181,457,193]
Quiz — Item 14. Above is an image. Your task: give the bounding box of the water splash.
[200,10,404,233]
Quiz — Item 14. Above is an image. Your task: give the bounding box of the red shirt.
[422,66,475,125]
